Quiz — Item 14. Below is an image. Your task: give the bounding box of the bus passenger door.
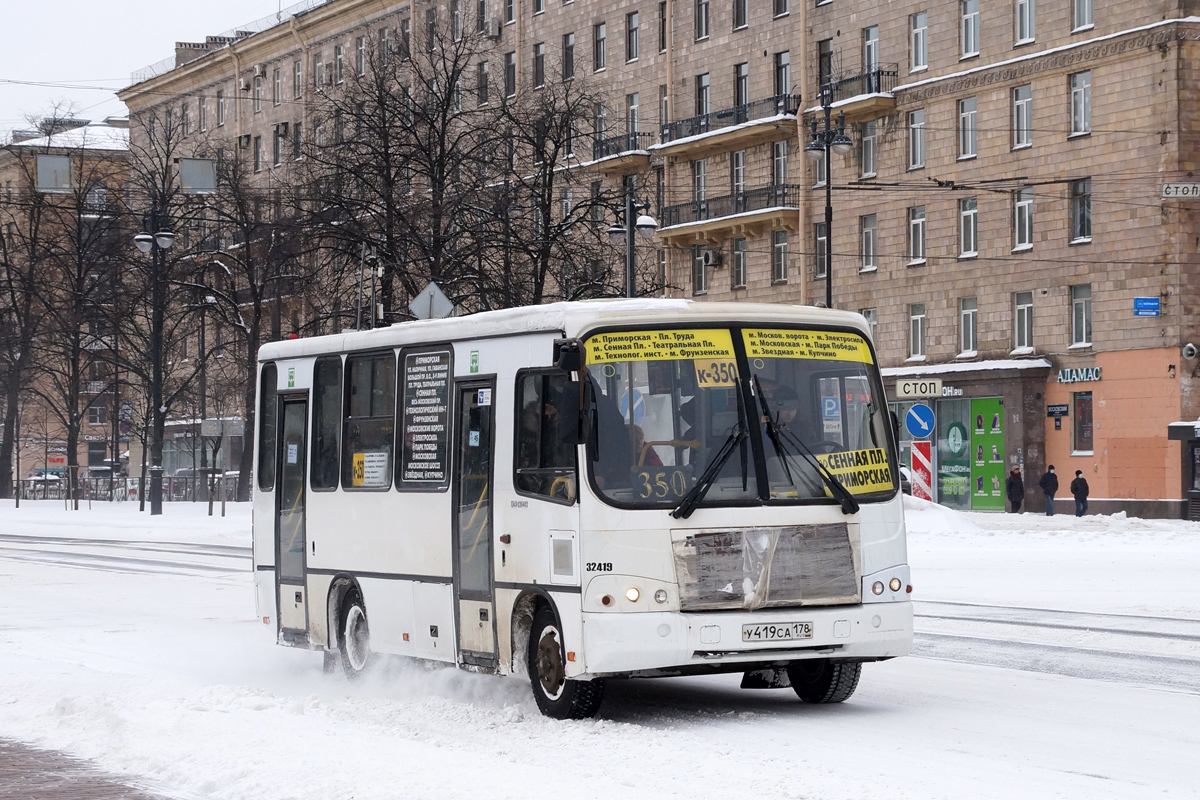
[452,381,497,667]
[276,395,309,637]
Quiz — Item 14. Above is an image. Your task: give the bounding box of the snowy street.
[0,499,1197,800]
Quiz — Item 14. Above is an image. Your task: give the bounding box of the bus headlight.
[889,578,902,592]
[625,587,641,603]
[871,581,885,595]
[654,589,668,604]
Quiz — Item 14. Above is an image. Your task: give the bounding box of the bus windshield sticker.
[692,358,738,387]
[401,350,452,485]
[585,329,736,363]
[353,451,390,487]
[814,447,893,494]
[742,329,874,364]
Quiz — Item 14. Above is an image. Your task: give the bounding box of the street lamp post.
[606,187,658,298]
[134,213,175,516]
[804,86,854,309]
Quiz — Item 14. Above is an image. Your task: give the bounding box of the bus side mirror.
[553,338,584,373]
[558,380,593,446]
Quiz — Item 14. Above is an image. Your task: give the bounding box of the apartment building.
[118,0,1200,515]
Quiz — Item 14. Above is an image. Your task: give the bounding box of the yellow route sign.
[743,329,874,364]
[586,329,736,363]
[815,447,894,494]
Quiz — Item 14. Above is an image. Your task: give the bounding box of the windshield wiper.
[671,423,745,520]
[753,376,859,515]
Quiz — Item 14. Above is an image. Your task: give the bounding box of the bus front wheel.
[339,594,372,680]
[528,606,604,719]
[786,659,861,704]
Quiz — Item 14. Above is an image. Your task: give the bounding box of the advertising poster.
[935,399,970,510]
[970,398,1005,511]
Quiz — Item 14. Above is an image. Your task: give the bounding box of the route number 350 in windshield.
[693,358,738,387]
[635,468,689,499]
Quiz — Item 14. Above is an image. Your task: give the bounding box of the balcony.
[808,65,899,121]
[591,131,655,175]
[657,183,803,246]
[83,335,116,351]
[85,381,113,394]
[656,95,802,159]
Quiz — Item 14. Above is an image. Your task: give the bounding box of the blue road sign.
[905,403,935,439]
[1133,297,1161,317]
[619,389,646,423]
[821,396,840,419]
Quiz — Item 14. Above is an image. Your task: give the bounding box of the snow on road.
[0,499,1197,800]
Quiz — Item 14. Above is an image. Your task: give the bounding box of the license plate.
[741,621,813,642]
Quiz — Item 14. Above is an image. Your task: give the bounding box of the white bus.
[253,300,912,718]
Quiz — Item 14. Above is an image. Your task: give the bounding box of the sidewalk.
[0,739,167,799]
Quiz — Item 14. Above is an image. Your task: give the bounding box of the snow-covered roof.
[882,358,1053,378]
[11,122,129,152]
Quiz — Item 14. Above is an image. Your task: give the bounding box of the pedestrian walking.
[1039,465,1059,516]
[1005,467,1025,513]
[1070,470,1090,517]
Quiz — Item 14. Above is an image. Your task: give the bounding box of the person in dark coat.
[1005,468,1025,513]
[1039,465,1059,516]
[1070,470,1090,517]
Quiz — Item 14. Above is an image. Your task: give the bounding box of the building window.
[1014,291,1034,350]
[814,222,828,278]
[733,0,747,30]
[533,0,544,13]
[293,122,303,159]
[863,25,879,73]
[772,140,788,185]
[273,68,282,105]
[772,230,788,282]
[910,303,927,358]
[774,51,791,97]
[400,18,412,58]
[1070,178,1093,242]
[1013,84,1032,148]
[908,109,925,169]
[961,0,980,58]
[335,45,345,82]
[253,74,263,111]
[732,238,747,288]
[695,0,709,40]
[181,103,191,137]
[911,12,928,71]
[294,60,303,99]
[197,97,206,132]
[253,136,262,171]
[477,62,490,105]
[960,197,978,256]
[453,0,465,37]
[692,158,706,201]
[734,62,749,107]
[505,52,516,96]
[660,84,669,126]
[817,39,833,89]
[87,405,107,426]
[958,97,977,158]
[533,42,545,87]
[731,150,745,194]
[426,10,437,51]
[812,147,826,187]
[1016,0,1035,43]
[216,90,225,125]
[960,297,978,354]
[594,23,607,70]
[695,73,710,116]
[1071,71,1091,135]
[659,1,668,51]
[860,308,877,340]
[357,36,366,75]
[273,131,282,166]
[692,245,708,293]
[626,12,639,61]
[315,53,325,86]
[774,0,789,17]
[861,214,877,271]
[860,120,877,177]
[627,92,640,132]
[1073,392,1094,453]
[1071,284,1092,346]
[1074,0,1093,30]
[908,206,926,263]
[505,0,514,23]
[1014,188,1033,249]
[563,33,575,80]
[478,0,488,32]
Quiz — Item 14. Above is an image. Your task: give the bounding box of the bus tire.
[338,593,372,680]
[786,659,861,704]
[528,605,604,719]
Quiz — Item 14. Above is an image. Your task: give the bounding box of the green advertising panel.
[936,398,971,510]
[970,398,1006,511]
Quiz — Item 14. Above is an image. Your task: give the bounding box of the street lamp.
[133,215,174,515]
[607,189,658,297]
[804,85,853,309]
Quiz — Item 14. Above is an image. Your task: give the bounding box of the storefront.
[1167,421,1200,521]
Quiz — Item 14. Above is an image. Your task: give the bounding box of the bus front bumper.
[579,601,912,677]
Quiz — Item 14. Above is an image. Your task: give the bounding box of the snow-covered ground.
[0,498,1197,800]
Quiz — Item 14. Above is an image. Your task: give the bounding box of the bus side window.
[258,363,277,491]
[514,371,577,503]
[341,352,396,490]
[311,356,342,490]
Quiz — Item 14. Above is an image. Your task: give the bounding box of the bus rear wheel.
[786,659,861,704]
[528,606,604,719]
[339,594,372,680]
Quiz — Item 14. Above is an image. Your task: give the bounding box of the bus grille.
[673,524,858,611]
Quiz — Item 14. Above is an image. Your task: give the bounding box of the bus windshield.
[584,326,896,509]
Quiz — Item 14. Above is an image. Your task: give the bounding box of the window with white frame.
[659,2,667,51]
[1014,188,1033,249]
[216,90,225,125]
[861,120,877,177]
[1070,71,1091,135]
[861,214,877,271]
[692,245,708,293]
[1014,291,1034,349]
[961,0,979,58]
[88,405,107,426]
[908,206,926,263]
[860,307,877,340]
[401,18,412,57]
[774,0,788,17]
[505,0,514,23]
[692,159,707,201]
[958,97,977,158]
[814,222,828,278]
[909,109,925,168]
[1016,0,1035,44]
[910,303,927,358]
[254,74,263,111]
[594,23,606,70]
[627,92,640,131]
[533,42,545,87]
[695,73,710,116]
[960,297,978,354]
[813,147,827,187]
[1013,84,1032,148]
[335,45,345,82]
[533,0,543,13]
[772,230,788,282]
[273,68,282,105]
[1071,284,1092,345]
[560,188,573,221]
[732,238,747,288]
[478,61,489,105]
[775,51,791,97]
[505,52,516,96]
[294,61,303,99]
[695,0,709,40]
[911,12,928,71]
[734,0,748,30]
[731,150,745,194]
[1071,178,1092,241]
[960,197,978,256]
[357,36,366,75]
[198,96,206,132]
[1073,0,1093,30]
[626,12,639,61]
[773,141,788,185]
[563,33,575,80]
[734,62,749,107]
[863,26,879,74]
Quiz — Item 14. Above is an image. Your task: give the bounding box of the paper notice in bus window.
[742,329,874,364]
[585,329,736,363]
[352,451,390,487]
[814,447,894,494]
